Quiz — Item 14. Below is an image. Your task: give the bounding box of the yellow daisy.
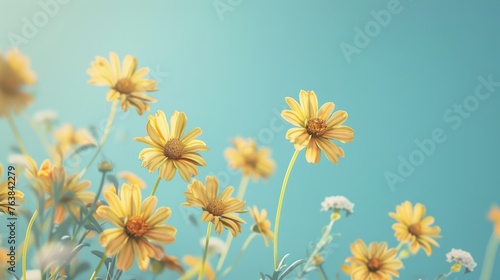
[281,90,354,164]
[87,52,158,115]
[183,255,215,280]
[343,239,402,280]
[224,137,275,181]
[389,201,441,256]
[183,176,246,236]
[135,110,208,182]
[53,123,97,157]
[0,49,36,116]
[0,164,25,216]
[249,206,273,247]
[97,183,176,271]
[119,171,146,189]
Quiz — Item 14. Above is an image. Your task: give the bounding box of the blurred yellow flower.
[53,123,97,157]
[224,137,275,181]
[0,164,25,216]
[135,110,208,182]
[281,90,354,164]
[0,49,36,116]
[87,52,157,115]
[183,255,215,280]
[389,201,441,256]
[488,205,500,238]
[119,171,146,189]
[343,239,402,279]
[149,245,185,275]
[249,206,273,247]
[97,183,176,271]
[183,176,246,237]
[0,248,9,279]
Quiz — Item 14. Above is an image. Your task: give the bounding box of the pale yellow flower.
[183,176,246,237]
[249,206,273,247]
[0,49,36,116]
[0,164,25,216]
[119,171,146,189]
[97,183,176,271]
[343,239,402,280]
[488,205,500,238]
[53,123,97,157]
[183,255,215,280]
[135,110,208,182]
[389,201,441,256]
[149,245,185,275]
[224,137,275,181]
[87,52,157,115]
[281,90,354,164]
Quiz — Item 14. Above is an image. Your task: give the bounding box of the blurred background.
[1,0,499,279]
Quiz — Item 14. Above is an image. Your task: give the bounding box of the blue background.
[1,0,499,279]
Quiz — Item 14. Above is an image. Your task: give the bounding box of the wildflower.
[488,205,500,238]
[199,237,226,256]
[389,201,441,256]
[97,183,176,271]
[0,49,36,116]
[446,248,477,273]
[224,137,275,180]
[183,255,215,280]
[98,161,113,173]
[183,176,246,236]
[53,123,97,157]
[87,52,157,115]
[0,164,25,215]
[8,154,32,169]
[149,245,185,275]
[249,206,274,247]
[35,242,74,272]
[0,248,8,279]
[135,110,208,182]
[33,110,58,124]
[320,195,354,217]
[281,90,354,164]
[119,171,146,189]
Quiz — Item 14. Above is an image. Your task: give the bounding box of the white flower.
[8,154,31,169]
[33,110,58,123]
[19,270,41,280]
[446,248,477,272]
[35,242,75,271]
[199,237,226,256]
[320,195,354,215]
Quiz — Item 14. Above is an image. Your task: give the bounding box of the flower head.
[183,255,215,280]
[389,201,441,256]
[149,245,185,275]
[87,52,157,115]
[321,195,354,216]
[281,90,354,164]
[97,183,177,271]
[135,110,208,182]
[446,248,477,273]
[183,176,246,236]
[119,171,146,189]
[0,164,25,216]
[249,206,274,247]
[488,205,500,238]
[342,239,402,279]
[53,123,97,157]
[199,237,226,256]
[0,49,36,116]
[224,137,275,180]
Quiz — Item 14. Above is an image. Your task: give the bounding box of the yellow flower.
[343,239,402,280]
[119,171,146,189]
[183,176,246,236]
[0,164,25,216]
[149,245,185,275]
[87,52,157,115]
[389,201,441,256]
[0,248,9,279]
[249,206,273,247]
[488,205,500,238]
[183,255,215,280]
[0,49,36,116]
[281,90,354,164]
[97,183,176,271]
[135,110,208,182]
[53,123,97,157]
[224,137,275,181]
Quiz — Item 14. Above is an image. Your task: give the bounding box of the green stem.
[480,233,500,280]
[150,175,162,196]
[22,210,38,280]
[199,222,213,280]
[90,253,107,280]
[78,100,118,179]
[318,265,328,280]
[236,175,249,200]
[273,149,300,269]
[298,219,335,278]
[220,233,257,278]
[6,111,29,156]
[22,111,53,158]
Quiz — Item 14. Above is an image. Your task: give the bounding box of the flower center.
[114,78,135,94]
[408,223,422,236]
[367,258,382,272]
[305,118,327,137]
[206,199,225,216]
[0,69,22,94]
[163,138,184,160]
[125,216,148,237]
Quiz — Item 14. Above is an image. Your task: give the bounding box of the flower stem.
[78,100,118,178]
[220,233,257,278]
[22,210,38,280]
[90,253,107,280]
[199,222,213,280]
[22,111,53,158]
[317,265,328,280]
[273,149,300,269]
[297,219,335,278]
[216,175,250,272]
[479,233,500,280]
[6,111,29,156]
[150,175,162,196]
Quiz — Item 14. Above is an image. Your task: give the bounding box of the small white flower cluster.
[199,236,226,256]
[33,110,58,123]
[320,195,354,215]
[446,248,477,273]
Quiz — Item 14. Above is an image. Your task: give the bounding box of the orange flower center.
[164,138,184,160]
[305,118,327,137]
[0,69,22,94]
[408,223,422,236]
[125,216,148,237]
[367,258,382,272]
[115,78,135,94]
[206,199,225,216]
